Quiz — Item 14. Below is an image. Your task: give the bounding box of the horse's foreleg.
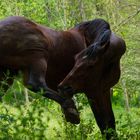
[86,89,117,140]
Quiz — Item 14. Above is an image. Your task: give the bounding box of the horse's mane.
[74,18,110,32]
[73,19,110,45]
[74,21,91,30]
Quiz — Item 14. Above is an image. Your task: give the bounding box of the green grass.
[0,82,140,140]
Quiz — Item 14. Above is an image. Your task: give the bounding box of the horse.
[0,16,126,139]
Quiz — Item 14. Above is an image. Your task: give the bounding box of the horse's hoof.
[61,99,80,124]
[63,107,80,124]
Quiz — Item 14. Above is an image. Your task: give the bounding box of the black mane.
[74,19,110,45]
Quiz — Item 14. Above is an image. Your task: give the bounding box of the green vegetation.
[0,0,140,139]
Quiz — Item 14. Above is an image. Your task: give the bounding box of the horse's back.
[0,16,49,68]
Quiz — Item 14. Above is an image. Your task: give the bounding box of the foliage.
[0,0,139,139]
[0,87,140,140]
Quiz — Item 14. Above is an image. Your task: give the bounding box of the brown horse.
[0,16,126,139]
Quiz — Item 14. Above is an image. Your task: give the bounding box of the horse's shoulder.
[67,30,86,47]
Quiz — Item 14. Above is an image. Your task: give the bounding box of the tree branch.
[113,8,140,32]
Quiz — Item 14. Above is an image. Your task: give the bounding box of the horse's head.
[58,30,111,97]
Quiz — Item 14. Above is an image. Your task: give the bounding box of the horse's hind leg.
[26,58,48,92]
[86,89,117,140]
[24,58,67,105]
[57,87,80,124]
[25,59,80,123]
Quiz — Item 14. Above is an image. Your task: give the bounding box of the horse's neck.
[66,29,87,51]
[37,24,86,50]
[71,26,91,49]
[69,29,87,47]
